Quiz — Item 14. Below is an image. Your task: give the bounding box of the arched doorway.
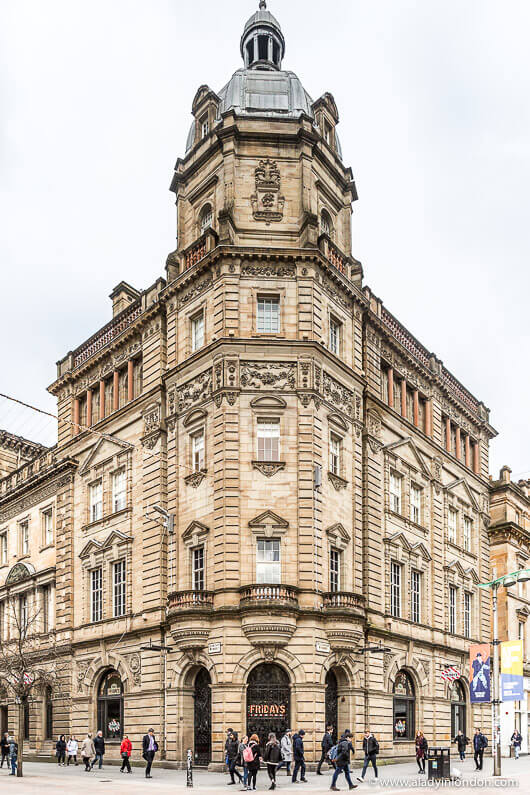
[97,670,123,740]
[450,680,467,737]
[393,670,415,741]
[194,668,211,766]
[325,670,338,742]
[45,687,53,740]
[247,663,290,748]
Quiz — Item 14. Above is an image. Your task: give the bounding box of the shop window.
[393,671,415,740]
[97,671,123,741]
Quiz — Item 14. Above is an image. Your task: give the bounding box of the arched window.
[200,204,213,235]
[194,668,211,766]
[247,663,290,749]
[45,686,53,740]
[450,680,467,737]
[393,670,415,740]
[320,209,333,238]
[97,670,123,741]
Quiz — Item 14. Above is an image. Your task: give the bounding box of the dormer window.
[324,120,333,146]
[200,203,213,234]
[200,114,209,139]
[320,209,333,238]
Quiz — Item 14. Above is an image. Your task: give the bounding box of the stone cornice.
[488,520,530,550]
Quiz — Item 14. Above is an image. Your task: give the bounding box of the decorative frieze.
[177,275,213,309]
[322,372,353,418]
[177,369,213,413]
[240,362,296,391]
[241,263,296,278]
[252,461,286,478]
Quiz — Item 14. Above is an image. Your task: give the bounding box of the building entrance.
[247,663,290,748]
[325,670,338,742]
[194,668,211,766]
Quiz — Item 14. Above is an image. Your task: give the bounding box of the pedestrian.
[142,727,158,779]
[357,729,379,782]
[120,734,132,773]
[8,736,18,776]
[511,729,522,760]
[226,728,234,769]
[0,732,9,768]
[277,730,292,776]
[246,734,262,791]
[415,731,428,774]
[264,732,282,790]
[453,730,470,761]
[238,734,250,791]
[66,735,78,766]
[473,728,487,771]
[91,730,105,769]
[330,729,357,791]
[81,734,95,771]
[317,724,335,775]
[291,729,307,784]
[56,734,67,766]
[227,731,243,785]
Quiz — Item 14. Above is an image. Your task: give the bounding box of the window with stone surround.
[91,567,103,622]
[256,538,281,584]
[410,484,422,524]
[329,315,341,356]
[41,507,54,547]
[390,471,402,514]
[111,469,126,513]
[449,585,457,633]
[462,515,472,552]
[89,480,103,523]
[113,560,126,618]
[192,546,205,591]
[18,519,29,556]
[330,547,341,592]
[321,208,333,237]
[199,202,212,232]
[448,508,457,544]
[391,561,402,617]
[257,418,280,462]
[0,530,7,565]
[200,115,209,140]
[191,310,205,352]
[329,433,341,476]
[191,428,205,472]
[464,591,472,638]
[411,570,421,623]
[257,295,280,334]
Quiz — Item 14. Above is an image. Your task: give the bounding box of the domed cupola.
[241,0,285,71]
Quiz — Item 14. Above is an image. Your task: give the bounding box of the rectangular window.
[113,560,126,618]
[448,508,457,544]
[329,434,341,476]
[112,470,126,513]
[393,379,402,414]
[89,481,103,523]
[381,366,389,404]
[193,546,205,591]
[257,296,280,333]
[329,317,341,355]
[463,515,471,552]
[515,510,521,526]
[19,520,29,556]
[19,595,28,634]
[410,484,421,524]
[42,508,54,546]
[519,621,524,641]
[91,568,103,622]
[464,592,471,638]
[256,538,281,584]
[411,570,421,624]
[191,429,205,472]
[391,562,401,618]
[406,388,414,423]
[200,114,209,138]
[0,531,7,565]
[449,586,457,634]
[191,311,205,352]
[42,585,49,633]
[330,548,340,592]
[450,425,457,455]
[390,472,401,514]
[324,120,332,145]
[257,419,280,461]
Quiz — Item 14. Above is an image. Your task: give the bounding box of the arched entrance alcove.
[97,669,124,740]
[450,680,467,737]
[246,663,290,747]
[325,670,338,742]
[194,668,212,766]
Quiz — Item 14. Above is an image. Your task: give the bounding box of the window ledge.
[252,461,285,478]
[82,506,131,532]
[39,543,55,553]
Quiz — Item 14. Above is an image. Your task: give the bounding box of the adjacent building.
[0,2,497,765]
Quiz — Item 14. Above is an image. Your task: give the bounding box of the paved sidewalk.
[1,756,526,794]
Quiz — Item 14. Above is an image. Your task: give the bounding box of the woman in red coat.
[120,736,132,774]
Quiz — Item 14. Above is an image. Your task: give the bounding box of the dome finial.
[259,1,267,9]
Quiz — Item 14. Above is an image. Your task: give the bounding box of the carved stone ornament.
[241,263,296,278]
[178,369,213,413]
[128,653,142,686]
[251,159,285,224]
[76,660,92,693]
[178,275,213,309]
[367,436,383,455]
[252,461,286,478]
[366,409,382,439]
[142,403,162,450]
[5,562,34,586]
[323,372,353,418]
[184,470,207,488]
[240,362,296,391]
[328,471,348,491]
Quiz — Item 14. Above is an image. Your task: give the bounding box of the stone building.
[489,466,530,756]
[1,2,497,765]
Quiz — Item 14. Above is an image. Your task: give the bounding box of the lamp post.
[478,566,530,777]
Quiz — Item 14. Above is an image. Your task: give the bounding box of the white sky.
[1,0,529,478]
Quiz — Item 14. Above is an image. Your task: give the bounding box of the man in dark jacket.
[511,729,522,760]
[357,730,378,782]
[330,730,357,791]
[226,731,243,784]
[0,732,9,768]
[142,728,158,778]
[453,730,470,761]
[473,728,487,771]
[91,731,105,770]
[291,729,308,783]
[317,724,335,775]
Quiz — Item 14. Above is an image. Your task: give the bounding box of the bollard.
[187,748,193,787]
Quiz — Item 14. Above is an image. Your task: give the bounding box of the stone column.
[465,435,471,469]
[387,368,394,409]
[128,360,134,401]
[425,399,432,436]
[86,389,92,427]
[445,417,451,453]
[99,379,105,419]
[73,398,80,435]
[455,427,461,461]
[413,390,419,427]
[401,379,407,419]
[113,370,119,411]
[473,442,480,475]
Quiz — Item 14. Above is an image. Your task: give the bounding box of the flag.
[469,643,491,703]
[501,640,524,701]
[441,666,461,683]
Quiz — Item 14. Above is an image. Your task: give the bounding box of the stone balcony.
[167,589,214,612]
[240,585,299,649]
[322,591,365,612]
[239,584,299,609]
[167,590,214,652]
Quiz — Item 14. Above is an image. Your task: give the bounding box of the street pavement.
[0,755,526,794]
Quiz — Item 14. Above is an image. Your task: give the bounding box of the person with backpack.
[81,734,95,771]
[277,730,292,776]
[66,735,78,766]
[246,734,262,791]
[511,729,522,760]
[227,731,243,785]
[473,729,488,770]
[8,736,18,776]
[291,729,308,784]
[357,730,379,782]
[330,730,357,790]
[238,735,250,790]
[415,731,428,774]
[453,730,470,761]
[56,734,67,766]
[120,735,132,773]
[317,724,335,775]
[264,732,282,790]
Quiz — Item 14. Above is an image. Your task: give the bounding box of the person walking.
[317,724,335,775]
[264,732,282,790]
[277,730,292,776]
[415,731,428,774]
[66,735,78,766]
[453,730,470,761]
[142,727,158,779]
[330,730,357,791]
[246,734,262,791]
[227,731,243,785]
[291,729,307,784]
[8,736,18,776]
[120,735,132,773]
[1,732,9,768]
[511,729,522,760]
[56,734,67,766]
[357,730,379,782]
[81,734,95,771]
[473,728,487,771]
[91,730,105,769]
[239,735,250,791]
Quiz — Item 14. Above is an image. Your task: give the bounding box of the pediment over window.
[383,437,430,477]
[250,395,287,410]
[248,510,289,537]
[325,522,351,549]
[183,408,208,428]
[79,436,132,475]
[182,520,210,547]
[444,559,478,584]
[445,479,479,511]
[6,561,36,585]
[327,413,348,432]
[516,606,530,621]
[79,529,132,559]
[385,531,413,553]
[410,542,432,562]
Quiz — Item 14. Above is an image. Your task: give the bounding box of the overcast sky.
[1,0,529,478]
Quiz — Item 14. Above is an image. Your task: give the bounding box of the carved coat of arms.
[251,159,285,223]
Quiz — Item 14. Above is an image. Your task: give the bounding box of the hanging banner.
[501,640,524,701]
[469,644,491,703]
